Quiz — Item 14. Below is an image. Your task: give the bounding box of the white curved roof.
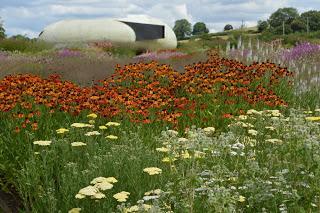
[39,17,177,50]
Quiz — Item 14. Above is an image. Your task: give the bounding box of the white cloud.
[1,0,320,37]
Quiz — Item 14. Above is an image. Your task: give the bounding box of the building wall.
[39,17,177,50]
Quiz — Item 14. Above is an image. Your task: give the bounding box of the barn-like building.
[38,17,177,50]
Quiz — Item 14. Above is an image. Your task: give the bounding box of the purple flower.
[57,49,82,57]
[134,50,188,60]
[281,42,320,62]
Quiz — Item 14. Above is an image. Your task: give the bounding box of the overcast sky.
[1,0,319,38]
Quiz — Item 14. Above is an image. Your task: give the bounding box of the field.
[1,37,320,212]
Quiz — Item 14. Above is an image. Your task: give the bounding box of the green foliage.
[300,10,320,32]
[268,7,299,29]
[290,19,307,33]
[0,38,52,53]
[192,22,209,35]
[0,18,5,39]
[272,24,293,35]
[224,24,233,31]
[257,20,269,33]
[173,19,192,40]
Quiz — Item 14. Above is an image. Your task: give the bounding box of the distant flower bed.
[134,49,189,60]
[281,42,320,62]
[57,48,82,57]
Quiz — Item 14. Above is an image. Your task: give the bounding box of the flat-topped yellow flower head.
[143,167,162,175]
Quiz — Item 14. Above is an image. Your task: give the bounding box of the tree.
[192,22,209,35]
[257,20,269,32]
[272,24,293,35]
[268,7,299,29]
[173,19,192,40]
[290,19,307,32]
[301,10,320,32]
[224,24,233,31]
[0,18,5,39]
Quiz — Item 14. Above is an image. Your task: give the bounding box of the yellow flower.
[194,151,206,159]
[94,182,113,191]
[238,195,246,202]
[85,131,101,136]
[71,142,87,147]
[56,128,69,134]
[78,185,98,196]
[203,127,215,135]
[180,151,191,159]
[106,121,120,126]
[75,193,85,199]
[33,140,52,146]
[34,152,40,155]
[106,135,118,140]
[162,157,177,163]
[99,125,107,130]
[156,147,170,153]
[178,137,188,143]
[304,111,313,114]
[144,189,162,196]
[265,139,283,144]
[88,119,95,124]
[265,126,276,131]
[125,205,139,212]
[248,129,258,136]
[238,115,248,120]
[246,109,262,115]
[90,177,118,184]
[91,192,106,199]
[113,191,130,202]
[71,123,94,128]
[68,208,81,213]
[305,117,320,121]
[87,113,98,119]
[143,167,162,175]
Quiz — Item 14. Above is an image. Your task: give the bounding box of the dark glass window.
[119,21,165,41]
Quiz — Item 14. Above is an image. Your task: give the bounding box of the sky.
[0,0,319,38]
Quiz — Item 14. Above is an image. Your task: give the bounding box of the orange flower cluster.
[0,50,292,124]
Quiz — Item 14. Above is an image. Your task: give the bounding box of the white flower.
[265,126,276,131]
[85,131,100,136]
[246,109,262,115]
[71,142,87,147]
[178,137,188,143]
[238,115,248,120]
[265,138,283,144]
[33,140,52,146]
[203,127,215,135]
[167,129,178,137]
[232,142,245,150]
[248,129,258,136]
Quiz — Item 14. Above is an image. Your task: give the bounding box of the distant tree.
[224,24,233,31]
[268,7,299,29]
[0,18,5,39]
[11,34,30,40]
[290,19,307,32]
[257,20,269,32]
[173,19,192,40]
[301,10,320,31]
[272,24,293,35]
[192,22,209,35]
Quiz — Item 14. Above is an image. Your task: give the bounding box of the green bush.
[0,38,52,53]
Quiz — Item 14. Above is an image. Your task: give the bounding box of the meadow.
[1,37,320,212]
